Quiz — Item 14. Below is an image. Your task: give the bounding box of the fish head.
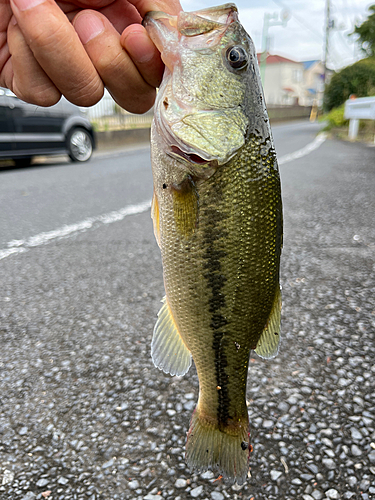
[144,3,262,174]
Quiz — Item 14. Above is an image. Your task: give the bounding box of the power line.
[336,30,355,56]
[271,0,323,42]
[270,0,362,69]
[329,41,348,68]
[340,0,351,27]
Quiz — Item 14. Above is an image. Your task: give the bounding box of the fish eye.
[226,46,248,70]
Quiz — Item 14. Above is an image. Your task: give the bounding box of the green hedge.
[324,57,375,111]
[320,104,348,130]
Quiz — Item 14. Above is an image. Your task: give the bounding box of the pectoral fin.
[255,286,281,359]
[151,190,161,247]
[151,297,192,376]
[172,176,198,239]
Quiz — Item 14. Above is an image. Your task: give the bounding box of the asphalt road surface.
[1,121,374,500]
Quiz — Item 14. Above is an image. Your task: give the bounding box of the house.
[256,53,325,107]
[302,60,325,107]
[257,53,305,106]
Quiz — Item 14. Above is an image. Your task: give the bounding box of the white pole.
[348,119,359,140]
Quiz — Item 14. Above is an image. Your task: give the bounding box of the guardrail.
[344,96,375,140]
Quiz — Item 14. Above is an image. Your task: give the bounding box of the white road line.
[0,200,151,261]
[278,132,326,165]
[0,134,327,262]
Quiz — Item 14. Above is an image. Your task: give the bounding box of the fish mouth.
[143,3,238,34]
[177,5,238,38]
[156,112,220,176]
[143,4,238,69]
[169,146,209,165]
[167,144,218,180]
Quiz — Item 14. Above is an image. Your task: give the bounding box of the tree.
[324,57,375,111]
[352,4,375,57]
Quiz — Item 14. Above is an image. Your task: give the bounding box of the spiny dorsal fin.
[255,286,281,359]
[151,297,192,376]
[151,190,161,247]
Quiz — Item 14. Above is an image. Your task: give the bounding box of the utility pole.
[260,11,290,85]
[260,13,273,85]
[323,0,331,86]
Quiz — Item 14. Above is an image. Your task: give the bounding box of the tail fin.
[186,409,250,484]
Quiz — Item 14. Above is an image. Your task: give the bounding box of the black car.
[0,88,95,166]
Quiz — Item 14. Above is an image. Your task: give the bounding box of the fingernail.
[11,16,18,26]
[74,13,105,45]
[12,0,46,11]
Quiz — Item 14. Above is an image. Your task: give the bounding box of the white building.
[257,53,325,107]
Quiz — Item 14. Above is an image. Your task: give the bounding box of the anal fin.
[255,286,281,359]
[151,297,192,376]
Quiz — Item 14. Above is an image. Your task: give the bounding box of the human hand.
[1,0,181,113]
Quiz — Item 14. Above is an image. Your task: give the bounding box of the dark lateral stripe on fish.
[202,204,230,430]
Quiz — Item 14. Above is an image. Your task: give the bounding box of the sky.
[180,0,374,70]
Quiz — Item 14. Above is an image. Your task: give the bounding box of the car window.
[0,87,23,99]
[4,89,17,98]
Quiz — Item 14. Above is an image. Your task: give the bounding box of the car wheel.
[14,157,32,168]
[67,128,93,162]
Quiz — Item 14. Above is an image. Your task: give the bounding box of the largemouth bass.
[144,3,282,484]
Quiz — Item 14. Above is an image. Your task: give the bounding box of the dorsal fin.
[255,286,281,359]
[151,297,192,376]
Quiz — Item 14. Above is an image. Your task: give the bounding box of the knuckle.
[15,84,61,107]
[27,18,72,55]
[95,50,128,77]
[67,80,104,107]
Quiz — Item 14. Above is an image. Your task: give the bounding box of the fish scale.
[162,136,281,411]
[144,2,282,484]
